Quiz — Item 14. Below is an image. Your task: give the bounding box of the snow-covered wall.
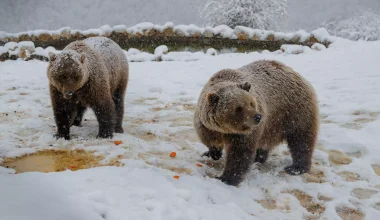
[1,0,380,33]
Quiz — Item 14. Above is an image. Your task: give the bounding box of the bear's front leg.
[194,118,224,160]
[93,99,116,139]
[217,134,256,186]
[50,85,74,140]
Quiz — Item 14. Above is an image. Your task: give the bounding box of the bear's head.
[206,82,263,134]
[47,50,89,99]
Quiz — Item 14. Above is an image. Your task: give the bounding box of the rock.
[237,32,249,40]
[38,33,52,42]
[143,29,156,37]
[373,203,380,211]
[204,30,214,38]
[162,27,174,37]
[308,36,319,44]
[206,48,218,56]
[60,28,71,39]
[290,36,301,43]
[252,35,260,41]
[351,188,378,199]
[311,43,327,51]
[19,34,33,42]
[266,34,275,41]
[328,150,352,165]
[281,44,304,54]
[371,164,380,175]
[52,34,60,40]
[175,29,186,37]
[191,32,201,38]
[71,32,84,40]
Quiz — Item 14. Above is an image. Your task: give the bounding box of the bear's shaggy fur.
[194,60,319,186]
[47,36,129,140]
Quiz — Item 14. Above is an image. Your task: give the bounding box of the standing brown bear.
[47,36,129,140]
[194,60,319,186]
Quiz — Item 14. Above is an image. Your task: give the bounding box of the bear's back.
[239,60,316,104]
[83,37,127,65]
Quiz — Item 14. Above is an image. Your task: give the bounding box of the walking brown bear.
[47,37,129,140]
[194,60,319,186]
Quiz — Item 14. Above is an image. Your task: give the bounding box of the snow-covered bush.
[322,9,380,41]
[199,0,288,31]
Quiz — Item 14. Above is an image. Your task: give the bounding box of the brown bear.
[47,36,129,140]
[194,60,319,186]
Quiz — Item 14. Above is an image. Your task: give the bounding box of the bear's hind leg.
[113,86,126,133]
[284,130,316,175]
[72,105,86,127]
[93,98,116,139]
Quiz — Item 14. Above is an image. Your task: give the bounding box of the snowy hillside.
[0,38,380,219]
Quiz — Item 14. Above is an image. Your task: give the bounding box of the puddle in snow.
[1,149,104,173]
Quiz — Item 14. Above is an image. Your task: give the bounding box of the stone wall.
[0,22,336,62]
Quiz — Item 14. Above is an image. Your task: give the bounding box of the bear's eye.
[250,102,254,107]
[236,106,243,113]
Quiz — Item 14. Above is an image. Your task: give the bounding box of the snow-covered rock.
[312,43,327,51]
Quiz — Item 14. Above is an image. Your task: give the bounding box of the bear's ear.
[48,52,56,62]
[80,53,86,63]
[238,82,251,92]
[207,92,219,106]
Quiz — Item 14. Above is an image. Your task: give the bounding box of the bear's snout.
[253,114,262,125]
[63,90,74,99]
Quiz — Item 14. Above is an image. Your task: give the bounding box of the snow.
[4,42,18,50]
[112,25,127,33]
[81,29,101,36]
[154,22,174,32]
[206,48,218,56]
[311,43,327,51]
[0,46,6,55]
[280,44,306,54]
[294,30,312,43]
[99,25,113,36]
[154,45,168,56]
[18,41,35,48]
[205,25,235,38]
[127,22,155,34]
[174,24,205,36]
[34,46,60,57]
[1,38,380,219]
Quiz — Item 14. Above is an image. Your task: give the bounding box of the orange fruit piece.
[70,165,77,169]
[196,163,203,167]
[114,140,123,145]
[173,175,179,179]
[170,152,176,158]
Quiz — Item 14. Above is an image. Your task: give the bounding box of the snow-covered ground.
[1,38,380,219]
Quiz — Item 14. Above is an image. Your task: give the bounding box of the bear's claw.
[202,147,222,160]
[284,165,309,175]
